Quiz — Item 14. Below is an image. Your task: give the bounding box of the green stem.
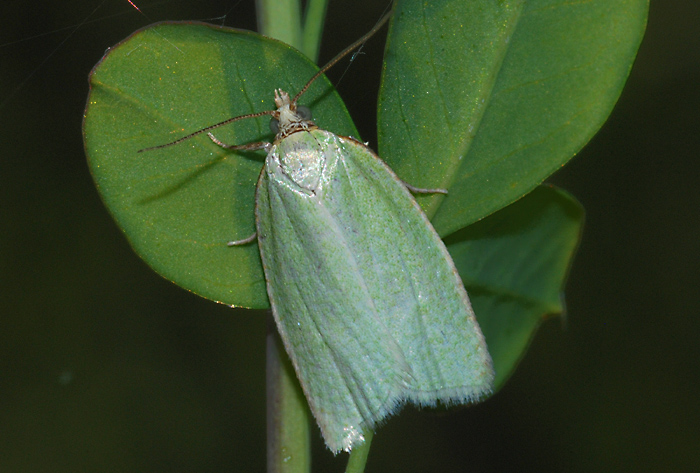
[302,0,329,62]
[344,431,373,473]
[257,4,372,472]
[256,0,303,49]
[255,0,328,62]
[256,5,310,473]
[266,314,312,473]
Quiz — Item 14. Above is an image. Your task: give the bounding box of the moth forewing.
[254,124,494,452]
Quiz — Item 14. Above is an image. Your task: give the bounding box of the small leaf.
[379,0,647,234]
[84,22,357,308]
[445,185,584,388]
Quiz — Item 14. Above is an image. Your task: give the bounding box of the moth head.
[269,106,312,134]
[269,89,315,139]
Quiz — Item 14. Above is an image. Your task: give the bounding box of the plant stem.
[257,3,313,471]
[266,314,312,473]
[302,0,329,62]
[255,0,328,62]
[256,0,302,50]
[257,4,372,472]
[344,431,373,473]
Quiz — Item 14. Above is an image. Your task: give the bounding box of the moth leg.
[207,132,272,152]
[403,181,448,195]
[227,233,257,246]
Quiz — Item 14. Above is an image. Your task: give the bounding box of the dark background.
[2,1,698,471]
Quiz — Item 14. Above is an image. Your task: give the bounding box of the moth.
[141,13,494,453]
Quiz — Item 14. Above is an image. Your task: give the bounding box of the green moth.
[254,91,494,453]
[141,16,494,453]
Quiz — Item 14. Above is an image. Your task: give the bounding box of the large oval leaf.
[379,0,647,235]
[84,22,357,308]
[445,185,584,388]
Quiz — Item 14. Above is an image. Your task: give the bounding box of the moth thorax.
[276,132,325,192]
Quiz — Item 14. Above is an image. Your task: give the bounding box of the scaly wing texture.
[255,130,493,452]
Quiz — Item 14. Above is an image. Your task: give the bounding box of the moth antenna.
[292,10,392,105]
[141,8,392,153]
[139,109,275,152]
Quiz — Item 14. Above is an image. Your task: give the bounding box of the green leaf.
[84,22,358,308]
[379,0,648,234]
[445,185,584,388]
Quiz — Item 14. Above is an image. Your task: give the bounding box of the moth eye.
[297,105,312,120]
[269,117,280,134]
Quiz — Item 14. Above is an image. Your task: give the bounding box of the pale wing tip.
[322,395,406,453]
[321,367,495,453]
[322,423,368,454]
[340,426,367,453]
